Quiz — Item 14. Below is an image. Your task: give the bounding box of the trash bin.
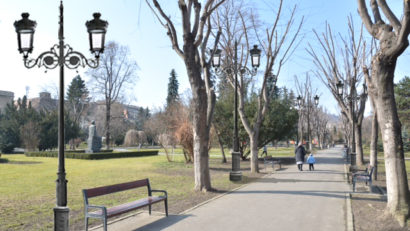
[350,152,356,166]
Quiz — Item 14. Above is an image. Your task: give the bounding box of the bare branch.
[377,0,401,31]
[370,0,383,23]
[149,0,184,58]
[357,0,375,36]
[397,0,410,45]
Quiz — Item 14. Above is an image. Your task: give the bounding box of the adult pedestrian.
[262,145,268,157]
[295,142,306,171]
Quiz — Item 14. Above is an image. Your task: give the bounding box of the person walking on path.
[307,153,316,171]
[295,142,306,171]
[261,145,268,157]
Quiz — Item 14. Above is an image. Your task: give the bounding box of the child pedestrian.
[307,153,316,171]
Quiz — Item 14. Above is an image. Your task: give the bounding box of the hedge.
[58,149,113,154]
[25,150,158,160]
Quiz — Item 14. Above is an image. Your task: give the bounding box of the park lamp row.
[211,45,262,69]
[296,95,320,107]
[14,12,108,59]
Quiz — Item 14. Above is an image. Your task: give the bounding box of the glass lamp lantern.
[336,80,344,97]
[314,95,319,106]
[14,13,37,58]
[296,95,302,107]
[250,45,261,68]
[212,49,222,68]
[86,13,108,58]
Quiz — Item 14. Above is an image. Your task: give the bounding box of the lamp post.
[336,80,361,165]
[14,1,108,230]
[296,95,303,145]
[313,95,319,148]
[212,40,261,181]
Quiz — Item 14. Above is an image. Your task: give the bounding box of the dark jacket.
[295,145,306,162]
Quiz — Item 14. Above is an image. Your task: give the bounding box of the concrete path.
[91,147,351,231]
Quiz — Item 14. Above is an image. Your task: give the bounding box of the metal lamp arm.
[22,44,99,70]
[64,50,99,69]
[23,45,60,69]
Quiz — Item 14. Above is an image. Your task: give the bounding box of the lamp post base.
[54,206,69,231]
[230,151,242,181]
[230,171,242,181]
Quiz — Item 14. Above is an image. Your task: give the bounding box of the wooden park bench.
[263,156,282,171]
[82,178,168,231]
[352,165,374,192]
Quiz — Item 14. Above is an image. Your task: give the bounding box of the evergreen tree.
[66,75,89,124]
[166,69,179,107]
[395,76,410,151]
[395,76,410,129]
[135,107,151,130]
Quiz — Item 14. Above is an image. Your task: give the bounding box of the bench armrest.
[151,189,167,198]
[86,205,107,214]
[352,173,369,177]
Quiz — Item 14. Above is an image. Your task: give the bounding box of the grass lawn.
[0,154,263,230]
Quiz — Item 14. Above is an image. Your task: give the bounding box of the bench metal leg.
[85,217,89,231]
[352,180,356,192]
[165,199,168,216]
[103,217,107,231]
[149,204,152,215]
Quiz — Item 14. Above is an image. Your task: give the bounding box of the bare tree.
[307,17,368,166]
[147,0,226,191]
[295,74,318,151]
[356,0,410,224]
[87,41,138,149]
[216,0,303,173]
[314,107,330,149]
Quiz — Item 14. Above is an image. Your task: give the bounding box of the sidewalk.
[91,147,351,231]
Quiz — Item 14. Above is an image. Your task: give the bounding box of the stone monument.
[86,120,102,153]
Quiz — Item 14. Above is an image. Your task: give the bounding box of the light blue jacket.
[307,154,316,164]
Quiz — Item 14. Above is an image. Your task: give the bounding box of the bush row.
[25,150,158,160]
[61,149,113,153]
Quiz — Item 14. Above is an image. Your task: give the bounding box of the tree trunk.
[354,123,364,166]
[370,110,378,180]
[192,98,212,191]
[184,42,212,192]
[217,133,227,163]
[105,103,111,149]
[249,133,259,173]
[373,61,410,224]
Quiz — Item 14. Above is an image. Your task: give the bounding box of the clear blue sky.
[0,0,409,115]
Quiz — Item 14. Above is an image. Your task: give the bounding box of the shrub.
[25,150,158,160]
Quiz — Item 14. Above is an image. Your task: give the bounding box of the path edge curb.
[179,173,272,215]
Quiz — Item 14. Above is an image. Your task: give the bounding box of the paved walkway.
[92,147,351,231]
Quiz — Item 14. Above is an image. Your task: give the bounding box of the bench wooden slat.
[89,196,166,218]
[83,178,168,231]
[84,179,149,198]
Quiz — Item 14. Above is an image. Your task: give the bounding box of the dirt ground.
[351,174,410,231]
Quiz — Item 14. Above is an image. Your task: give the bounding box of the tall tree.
[395,76,410,152]
[395,76,410,131]
[216,0,303,172]
[357,0,410,224]
[166,69,179,108]
[307,17,368,165]
[87,41,138,149]
[66,75,89,125]
[147,0,226,191]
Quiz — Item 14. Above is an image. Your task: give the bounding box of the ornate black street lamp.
[212,40,261,181]
[314,95,319,106]
[335,80,365,166]
[296,95,302,107]
[14,1,108,230]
